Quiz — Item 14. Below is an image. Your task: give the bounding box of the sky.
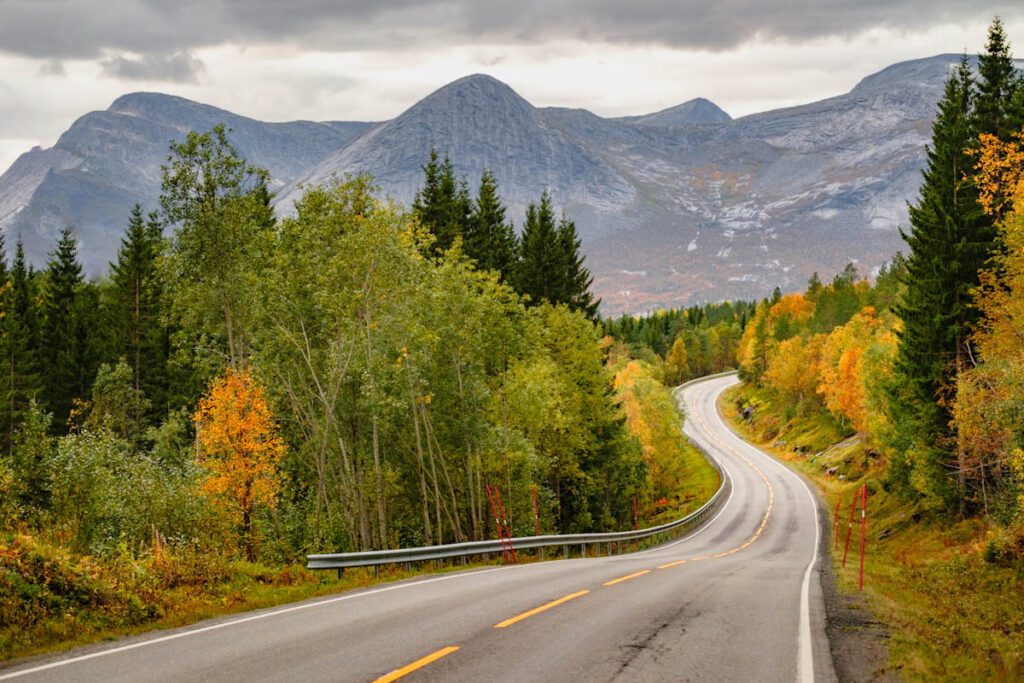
[1,1,1023,176]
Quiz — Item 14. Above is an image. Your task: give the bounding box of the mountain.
[0,55,1005,312]
[0,93,372,273]
[276,74,636,225]
[617,98,732,126]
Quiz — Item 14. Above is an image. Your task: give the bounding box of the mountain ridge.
[0,55,996,313]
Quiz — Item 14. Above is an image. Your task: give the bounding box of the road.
[0,374,836,682]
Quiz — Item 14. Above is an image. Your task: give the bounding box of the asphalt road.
[1,374,836,683]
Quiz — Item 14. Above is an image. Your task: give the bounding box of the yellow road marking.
[374,646,460,683]
[493,590,590,628]
[603,570,651,586]
[657,559,687,569]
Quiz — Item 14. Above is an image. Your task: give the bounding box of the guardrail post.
[563,545,568,559]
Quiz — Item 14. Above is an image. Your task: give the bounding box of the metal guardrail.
[307,373,734,574]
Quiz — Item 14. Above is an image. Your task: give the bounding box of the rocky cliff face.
[0,55,999,312]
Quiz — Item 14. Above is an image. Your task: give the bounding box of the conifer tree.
[556,214,599,318]
[0,236,29,454]
[109,205,169,418]
[412,150,470,253]
[973,18,1022,141]
[465,170,518,279]
[40,229,95,429]
[515,192,561,305]
[890,58,992,504]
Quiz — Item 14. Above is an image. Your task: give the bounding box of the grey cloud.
[37,59,66,77]
[0,0,1021,62]
[99,51,204,83]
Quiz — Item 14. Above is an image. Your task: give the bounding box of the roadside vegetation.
[0,133,726,658]
[722,18,1024,680]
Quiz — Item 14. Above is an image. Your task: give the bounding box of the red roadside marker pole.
[842,492,857,568]
[532,485,541,537]
[859,484,867,591]
[485,484,510,564]
[495,487,517,564]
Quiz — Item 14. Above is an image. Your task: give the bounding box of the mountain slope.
[0,94,371,272]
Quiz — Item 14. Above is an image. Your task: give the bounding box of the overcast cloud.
[1,0,1023,174]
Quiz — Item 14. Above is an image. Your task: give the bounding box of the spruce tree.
[556,214,599,318]
[1,240,41,452]
[109,205,169,418]
[465,170,518,280]
[41,229,95,429]
[890,58,992,505]
[973,18,1022,141]
[515,192,561,306]
[412,150,470,254]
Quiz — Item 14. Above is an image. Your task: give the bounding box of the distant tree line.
[600,300,755,386]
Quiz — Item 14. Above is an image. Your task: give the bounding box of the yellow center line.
[657,559,687,569]
[493,590,590,628]
[603,570,651,586]
[374,646,460,683]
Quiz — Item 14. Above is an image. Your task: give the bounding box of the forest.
[0,127,733,656]
[736,18,1024,556]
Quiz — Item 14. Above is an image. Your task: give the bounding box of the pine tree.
[515,192,562,306]
[109,205,169,418]
[890,58,992,505]
[556,214,599,318]
[0,239,41,453]
[41,229,95,429]
[465,170,518,279]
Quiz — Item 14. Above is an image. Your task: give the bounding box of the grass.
[722,383,1024,682]
[0,533,509,663]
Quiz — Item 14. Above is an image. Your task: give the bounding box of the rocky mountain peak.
[626,97,732,126]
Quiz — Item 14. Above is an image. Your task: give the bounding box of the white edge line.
[705,375,820,683]
[0,568,504,681]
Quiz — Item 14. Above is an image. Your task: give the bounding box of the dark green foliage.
[40,229,99,430]
[809,263,862,333]
[514,192,598,316]
[0,239,42,455]
[464,170,518,280]
[601,300,752,383]
[515,192,562,304]
[412,150,472,254]
[890,58,994,506]
[108,205,169,418]
[973,18,1023,141]
[556,215,599,318]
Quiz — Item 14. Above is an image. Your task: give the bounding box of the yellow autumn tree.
[663,337,689,385]
[195,368,286,560]
[817,308,883,433]
[953,130,1024,513]
[765,334,826,405]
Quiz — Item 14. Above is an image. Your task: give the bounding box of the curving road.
[0,374,836,683]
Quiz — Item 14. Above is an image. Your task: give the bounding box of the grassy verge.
[0,533,509,663]
[722,383,1024,681]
